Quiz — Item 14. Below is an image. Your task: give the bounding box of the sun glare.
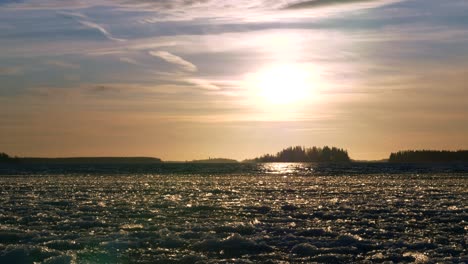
[253,64,313,105]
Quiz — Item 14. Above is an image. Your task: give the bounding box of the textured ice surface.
[0,169,466,263]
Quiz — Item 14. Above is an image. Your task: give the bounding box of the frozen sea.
[0,163,466,263]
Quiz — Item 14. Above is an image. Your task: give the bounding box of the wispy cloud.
[149,51,198,72]
[58,11,126,42]
[186,78,221,91]
[77,20,126,42]
[119,57,139,65]
[118,0,404,22]
[57,11,87,19]
[4,0,403,21]
[45,60,80,69]
[284,0,379,9]
[1,1,94,10]
[115,0,399,11]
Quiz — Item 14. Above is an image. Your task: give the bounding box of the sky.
[1,0,468,161]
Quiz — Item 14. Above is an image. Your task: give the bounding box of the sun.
[254,64,312,105]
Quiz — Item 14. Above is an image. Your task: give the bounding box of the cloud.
[283,0,376,9]
[77,20,126,42]
[186,78,221,90]
[279,0,406,14]
[45,60,80,69]
[58,11,126,42]
[1,1,90,10]
[114,0,403,21]
[57,11,87,19]
[4,0,405,24]
[149,51,197,72]
[119,57,139,65]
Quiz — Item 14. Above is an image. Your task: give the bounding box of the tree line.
[389,150,468,163]
[0,153,161,164]
[252,146,350,162]
[0,152,20,163]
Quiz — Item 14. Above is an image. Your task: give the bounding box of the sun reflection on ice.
[260,162,311,175]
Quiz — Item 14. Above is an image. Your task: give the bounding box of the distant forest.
[0,152,19,163]
[191,158,238,164]
[0,153,161,164]
[389,150,468,163]
[3,149,468,164]
[251,146,350,163]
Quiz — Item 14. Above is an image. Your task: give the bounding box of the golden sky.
[1,0,468,160]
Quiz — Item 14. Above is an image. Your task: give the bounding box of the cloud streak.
[283,0,378,9]
[4,0,403,22]
[58,11,126,42]
[186,78,221,91]
[280,0,405,14]
[77,20,126,42]
[149,51,198,72]
[45,60,80,69]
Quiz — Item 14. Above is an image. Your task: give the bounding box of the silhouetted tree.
[0,152,19,163]
[389,150,468,163]
[253,146,350,162]
[0,152,9,160]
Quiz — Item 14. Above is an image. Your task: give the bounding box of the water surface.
[0,163,466,263]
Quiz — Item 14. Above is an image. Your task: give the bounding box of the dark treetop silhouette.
[191,158,238,163]
[389,150,468,163]
[0,154,162,164]
[250,146,350,162]
[0,152,19,163]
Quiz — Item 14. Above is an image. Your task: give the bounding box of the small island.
[190,158,238,164]
[249,146,351,163]
[389,150,468,163]
[0,153,162,164]
[0,152,20,163]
